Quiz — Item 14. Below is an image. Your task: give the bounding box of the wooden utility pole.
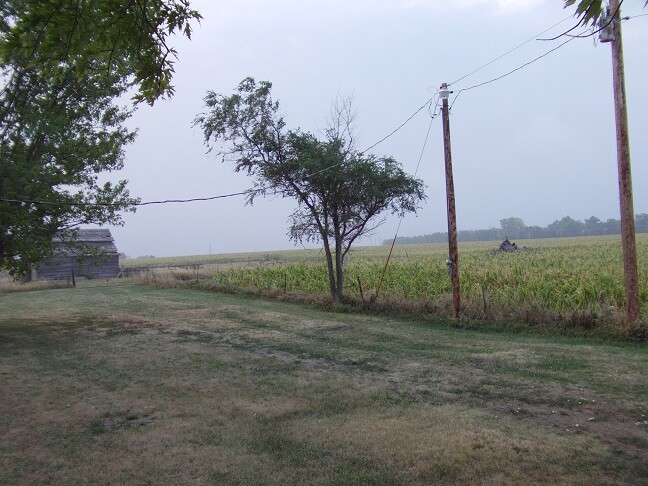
[607,0,640,322]
[440,83,460,318]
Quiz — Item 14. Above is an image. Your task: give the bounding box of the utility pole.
[602,0,640,322]
[440,83,460,318]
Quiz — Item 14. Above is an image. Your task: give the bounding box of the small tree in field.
[195,78,426,302]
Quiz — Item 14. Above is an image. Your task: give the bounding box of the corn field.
[190,235,648,317]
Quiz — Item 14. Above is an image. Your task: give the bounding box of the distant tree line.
[386,214,648,245]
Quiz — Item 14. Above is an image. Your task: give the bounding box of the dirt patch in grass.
[92,411,157,433]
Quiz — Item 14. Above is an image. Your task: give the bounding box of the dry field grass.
[1,282,646,484]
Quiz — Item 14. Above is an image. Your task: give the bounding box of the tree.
[499,217,527,239]
[0,1,202,104]
[584,216,603,235]
[0,65,137,276]
[195,78,426,302]
[635,213,648,233]
[0,1,201,276]
[603,218,621,235]
[547,216,585,237]
[564,0,647,26]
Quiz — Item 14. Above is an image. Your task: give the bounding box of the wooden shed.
[35,229,121,280]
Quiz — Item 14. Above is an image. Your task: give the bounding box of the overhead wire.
[374,99,440,300]
[7,5,634,211]
[275,95,433,183]
[445,4,645,106]
[0,191,250,207]
[427,93,440,118]
[448,91,462,113]
[1,97,434,208]
[538,0,624,41]
[6,4,644,286]
[448,14,573,87]
[450,35,579,96]
[443,11,596,113]
[374,12,593,297]
[360,97,434,155]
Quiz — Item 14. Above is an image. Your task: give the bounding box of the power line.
[280,96,433,183]
[538,0,624,41]
[2,98,435,209]
[440,6,646,108]
[10,8,623,212]
[448,91,462,113]
[0,190,250,207]
[5,12,599,213]
[375,109,437,299]
[448,15,573,87]
[427,94,440,119]
[414,111,438,178]
[453,35,578,94]
[360,97,433,154]
[446,6,641,98]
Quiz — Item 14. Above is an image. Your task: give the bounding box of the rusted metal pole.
[609,0,640,322]
[440,83,460,318]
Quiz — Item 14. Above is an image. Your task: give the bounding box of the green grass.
[0,284,646,484]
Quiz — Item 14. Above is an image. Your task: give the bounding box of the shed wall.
[36,254,120,280]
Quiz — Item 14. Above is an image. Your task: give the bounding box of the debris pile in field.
[493,237,530,254]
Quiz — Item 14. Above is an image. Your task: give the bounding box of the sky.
[104,0,648,258]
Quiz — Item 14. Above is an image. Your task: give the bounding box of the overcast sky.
[105,0,648,258]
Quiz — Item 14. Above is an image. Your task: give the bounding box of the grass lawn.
[1,282,646,484]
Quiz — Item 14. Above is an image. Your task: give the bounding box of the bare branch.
[325,93,357,159]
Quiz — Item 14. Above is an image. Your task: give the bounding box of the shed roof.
[54,229,118,255]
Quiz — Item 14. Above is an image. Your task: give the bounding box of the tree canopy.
[565,0,607,26]
[196,78,426,301]
[0,1,201,276]
[0,62,138,276]
[0,0,201,104]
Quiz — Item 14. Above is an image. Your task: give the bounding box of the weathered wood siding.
[35,229,121,280]
[36,254,120,280]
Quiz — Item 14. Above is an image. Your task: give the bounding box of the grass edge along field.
[116,235,648,342]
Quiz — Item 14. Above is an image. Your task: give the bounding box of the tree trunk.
[321,237,338,300]
[334,237,345,302]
